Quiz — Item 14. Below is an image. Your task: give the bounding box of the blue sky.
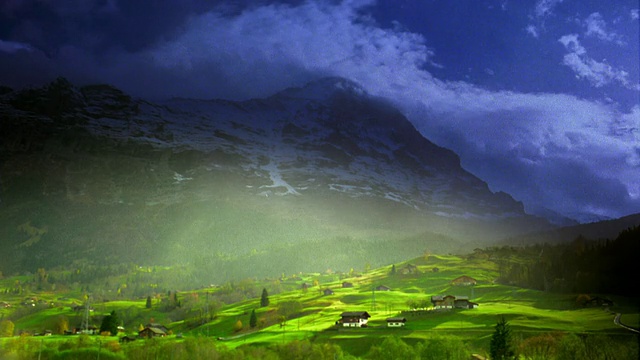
[1,0,638,222]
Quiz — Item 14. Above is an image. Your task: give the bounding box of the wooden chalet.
[337,311,371,327]
[375,285,391,291]
[453,296,479,309]
[139,326,166,338]
[431,295,456,309]
[138,323,169,338]
[342,282,354,288]
[450,275,477,286]
[431,295,478,310]
[120,335,137,343]
[145,323,169,333]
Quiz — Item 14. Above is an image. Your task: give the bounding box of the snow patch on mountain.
[259,161,300,196]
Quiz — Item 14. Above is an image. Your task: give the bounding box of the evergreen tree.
[260,288,269,307]
[490,316,515,360]
[249,309,257,328]
[390,264,396,275]
[146,295,152,309]
[100,310,120,335]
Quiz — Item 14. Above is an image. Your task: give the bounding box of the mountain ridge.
[0,77,550,278]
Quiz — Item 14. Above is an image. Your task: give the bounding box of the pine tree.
[249,309,257,328]
[260,288,269,307]
[100,310,120,335]
[146,295,152,309]
[390,264,396,275]
[490,316,515,360]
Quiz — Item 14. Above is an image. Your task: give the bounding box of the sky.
[1,0,638,222]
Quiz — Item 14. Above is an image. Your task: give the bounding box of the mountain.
[0,77,550,280]
[501,212,640,246]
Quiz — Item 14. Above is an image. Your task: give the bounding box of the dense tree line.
[1,331,636,360]
[484,227,639,296]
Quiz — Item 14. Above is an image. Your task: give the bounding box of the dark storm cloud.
[0,0,637,220]
[1,0,212,53]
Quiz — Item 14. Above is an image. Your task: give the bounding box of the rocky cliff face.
[0,77,548,278]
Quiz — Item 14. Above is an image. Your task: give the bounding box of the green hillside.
[1,253,638,359]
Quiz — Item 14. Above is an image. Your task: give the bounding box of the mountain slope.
[0,77,549,279]
[501,212,640,245]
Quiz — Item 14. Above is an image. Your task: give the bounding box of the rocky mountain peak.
[271,76,368,102]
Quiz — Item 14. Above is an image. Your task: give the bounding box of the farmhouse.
[323,288,334,296]
[386,317,406,327]
[454,296,479,309]
[451,275,477,286]
[337,311,371,327]
[342,282,354,288]
[431,295,478,310]
[145,323,169,333]
[139,326,166,338]
[431,295,456,309]
[375,285,391,291]
[120,335,137,343]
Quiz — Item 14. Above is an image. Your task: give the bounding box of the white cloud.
[139,0,640,218]
[0,39,33,53]
[534,0,564,18]
[584,12,624,45]
[631,9,639,20]
[558,34,636,90]
[526,0,563,38]
[8,0,635,219]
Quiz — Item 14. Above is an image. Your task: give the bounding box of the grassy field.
[1,254,638,358]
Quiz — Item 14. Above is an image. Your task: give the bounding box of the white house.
[338,311,371,327]
[386,317,406,327]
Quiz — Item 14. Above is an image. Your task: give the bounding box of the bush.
[367,336,418,360]
[418,335,469,360]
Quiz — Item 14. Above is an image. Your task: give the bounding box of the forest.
[481,226,639,296]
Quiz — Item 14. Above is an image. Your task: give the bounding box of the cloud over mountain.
[0,0,638,221]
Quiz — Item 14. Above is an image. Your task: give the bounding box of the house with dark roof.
[453,296,479,309]
[431,295,478,310]
[120,335,137,343]
[386,317,406,327]
[145,323,169,333]
[342,282,354,288]
[375,285,391,291]
[337,311,370,327]
[431,295,456,309]
[139,326,166,338]
[323,288,334,296]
